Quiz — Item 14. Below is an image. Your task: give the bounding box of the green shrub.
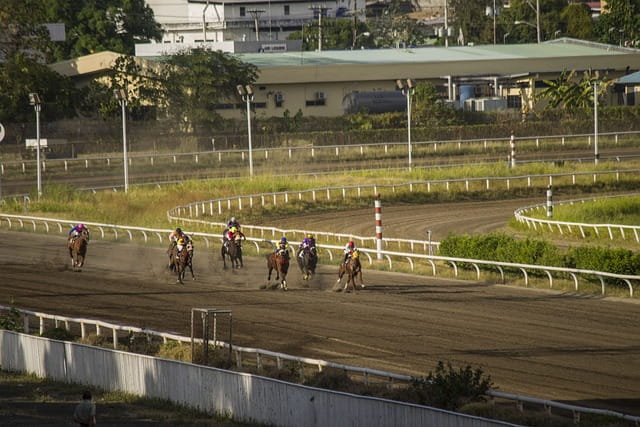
[404,361,493,411]
[0,308,21,332]
[41,327,75,341]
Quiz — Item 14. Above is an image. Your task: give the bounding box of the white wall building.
[145,0,365,46]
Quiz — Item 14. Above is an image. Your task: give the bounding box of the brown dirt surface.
[1,198,640,419]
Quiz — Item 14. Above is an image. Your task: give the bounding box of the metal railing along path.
[514,193,640,242]
[3,130,639,175]
[167,168,640,255]
[2,305,639,425]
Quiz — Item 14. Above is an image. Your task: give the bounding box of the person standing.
[73,390,96,427]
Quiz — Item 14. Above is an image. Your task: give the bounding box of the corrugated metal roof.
[236,38,639,69]
[617,71,640,84]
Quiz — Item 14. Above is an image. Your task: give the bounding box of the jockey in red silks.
[343,241,357,264]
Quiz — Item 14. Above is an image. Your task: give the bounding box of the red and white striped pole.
[374,194,383,260]
[510,132,516,168]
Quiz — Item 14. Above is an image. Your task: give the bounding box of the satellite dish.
[0,123,5,143]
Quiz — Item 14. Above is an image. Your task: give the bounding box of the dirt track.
[2,198,640,416]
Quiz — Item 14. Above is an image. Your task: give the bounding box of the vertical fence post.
[547,185,553,218]
[510,132,516,168]
[374,195,383,261]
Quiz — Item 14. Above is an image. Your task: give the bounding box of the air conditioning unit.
[316,91,326,100]
[275,92,284,102]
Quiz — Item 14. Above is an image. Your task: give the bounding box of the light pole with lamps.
[516,0,540,43]
[113,89,129,192]
[28,93,43,200]
[395,79,415,170]
[237,84,254,177]
[593,81,599,165]
[352,31,370,49]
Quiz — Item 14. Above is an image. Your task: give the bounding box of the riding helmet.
[349,241,354,247]
[78,224,84,230]
[280,237,287,243]
[176,227,182,234]
[231,217,237,223]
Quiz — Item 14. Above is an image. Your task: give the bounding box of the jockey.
[227,216,241,231]
[169,228,184,244]
[168,227,189,255]
[298,234,316,257]
[343,240,357,264]
[176,237,185,255]
[68,223,89,244]
[276,237,289,256]
[223,216,241,239]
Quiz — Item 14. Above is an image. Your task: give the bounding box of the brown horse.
[175,241,195,284]
[336,250,364,292]
[221,237,243,269]
[266,248,290,290]
[68,233,88,271]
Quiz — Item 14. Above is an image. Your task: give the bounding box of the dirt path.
[2,212,639,417]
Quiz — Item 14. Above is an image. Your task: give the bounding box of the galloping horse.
[267,248,290,290]
[68,232,88,270]
[297,247,318,280]
[175,241,195,284]
[336,250,364,292]
[221,237,243,269]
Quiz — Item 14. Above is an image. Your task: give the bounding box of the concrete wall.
[0,330,516,427]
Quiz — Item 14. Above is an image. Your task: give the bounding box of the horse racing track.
[2,229,640,417]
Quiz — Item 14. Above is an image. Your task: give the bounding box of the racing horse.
[68,232,88,271]
[175,241,195,284]
[221,237,243,269]
[297,246,318,280]
[336,250,364,292]
[267,248,290,290]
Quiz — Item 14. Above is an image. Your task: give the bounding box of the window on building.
[284,5,290,15]
[507,95,522,109]
[306,91,326,106]
[240,7,246,17]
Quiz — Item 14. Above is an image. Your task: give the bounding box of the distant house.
[614,71,640,106]
[141,0,365,53]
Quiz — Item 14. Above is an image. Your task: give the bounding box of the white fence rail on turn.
[2,310,639,425]
[1,213,638,296]
[1,331,514,427]
[2,130,639,176]
[514,193,640,242]
[167,169,640,255]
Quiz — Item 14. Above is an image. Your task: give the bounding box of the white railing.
[3,130,639,175]
[2,213,638,297]
[3,307,639,425]
[167,169,640,255]
[514,193,640,242]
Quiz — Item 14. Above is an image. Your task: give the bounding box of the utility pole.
[309,5,330,52]
[247,9,265,41]
[444,0,448,47]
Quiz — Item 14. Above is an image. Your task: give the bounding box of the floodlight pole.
[396,79,415,170]
[593,82,599,165]
[114,89,129,192]
[29,93,42,200]
[237,85,254,177]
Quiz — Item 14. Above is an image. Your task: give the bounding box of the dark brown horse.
[175,241,195,284]
[68,233,88,271]
[336,250,364,292]
[267,248,290,290]
[221,237,243,269]
[297,247,318,280]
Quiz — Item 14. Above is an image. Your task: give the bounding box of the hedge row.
[439,232,640,281]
